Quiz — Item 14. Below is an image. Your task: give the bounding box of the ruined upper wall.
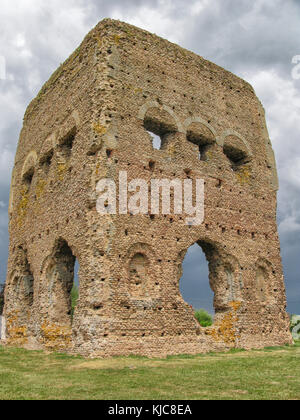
[17,19,277,189]
[101,19,278,192]
[9,19,280,244]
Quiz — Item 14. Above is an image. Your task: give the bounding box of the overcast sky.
[0,0,299,314]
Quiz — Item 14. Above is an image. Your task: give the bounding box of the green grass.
[0,342,299,400]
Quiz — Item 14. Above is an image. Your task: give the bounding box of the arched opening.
[143,107,177,151]
[147,131,162,150]
[186,122,215,161]
[223,135,251,171]
[58,127,76,160]
[40,149,54,173]
[46,239,79,325]
[22,167,35,189]
[179,243,214,326]
[21,152,37,191]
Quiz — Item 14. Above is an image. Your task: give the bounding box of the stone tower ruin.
[3,19,292,357]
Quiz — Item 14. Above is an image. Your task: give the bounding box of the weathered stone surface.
[0,316,6,341]
[4,19,292,357]
[291,315,300,340]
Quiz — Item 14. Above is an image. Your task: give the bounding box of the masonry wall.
[4,19,292,357]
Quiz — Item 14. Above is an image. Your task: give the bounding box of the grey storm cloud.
[182,0,300,77]
[0,0,299,313]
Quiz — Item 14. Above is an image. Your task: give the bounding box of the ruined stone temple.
[3,19,292,357]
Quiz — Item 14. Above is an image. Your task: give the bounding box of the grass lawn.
[0,342,299,400]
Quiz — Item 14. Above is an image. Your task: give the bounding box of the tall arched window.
[180,243,214,316]
[46,239,79,325]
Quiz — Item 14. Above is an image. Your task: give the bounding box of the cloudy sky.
[0,0,299,313]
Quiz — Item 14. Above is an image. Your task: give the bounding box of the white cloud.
[12,34,26,49]
[0,86,25,132]
[0,148,14,187]
[279,213,300,235]
[111,3,183,44]
[245,70,300,147]
[190,0,210,16]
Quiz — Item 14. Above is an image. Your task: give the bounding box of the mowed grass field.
[0,342,299,400]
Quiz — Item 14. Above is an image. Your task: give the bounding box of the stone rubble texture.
[3,19,292,357]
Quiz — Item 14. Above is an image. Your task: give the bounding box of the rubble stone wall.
[4,19,292,357]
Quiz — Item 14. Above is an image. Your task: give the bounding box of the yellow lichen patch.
[56,163,68,181]
[113,34,121,45]
[8,325,27,339]
[230,301,242,312]
[125,84,143,95]
[134,87,143,95]
[41,321,72,351]
[16,187,29,227]
[93,122,107,137]
[205,301,241,346]
[167,144,176,157]
[6,312,28,345]
[93,34,103,49]
[236,166,251,185]
[206,150,214,160]
[95,161,101,177]
[218,311,238,345]
[35,179,47,200]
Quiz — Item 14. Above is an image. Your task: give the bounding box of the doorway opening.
[46,239,79,325]
[179,243,214,326]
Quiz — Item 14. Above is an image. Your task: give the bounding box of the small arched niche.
[46,239,79,325]
[39,135,55,174]
[129,252,149,298]
[254,258,282,304]
[256,266,268,302]
[57,127,76,160]
[223,135,251,170]
[186,122,216,161]
[22,167,35,189]
[21,152,37,191]
[7,248,34,324]
[143,107,178,150]
[39,149,54,174]
[255,259,274,303]
[125,242,159,299]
